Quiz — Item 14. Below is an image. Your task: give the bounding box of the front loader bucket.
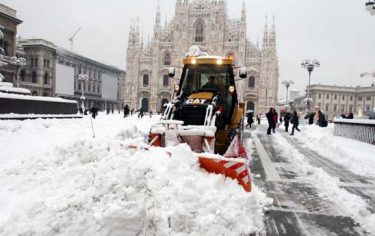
[198,155,251,192]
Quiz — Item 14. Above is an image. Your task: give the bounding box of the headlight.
[228,85,235,93]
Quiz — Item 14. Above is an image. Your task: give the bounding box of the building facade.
[18,38,125,111]
[0,3,22,83]
[124,0,279,114]
[309,84,375,119]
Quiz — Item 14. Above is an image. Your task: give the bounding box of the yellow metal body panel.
[229,105,244,129]
[188,92,215,100]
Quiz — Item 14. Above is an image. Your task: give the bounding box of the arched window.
[143,74,149,86]
[32,71,37,83]
[246,101,255,111]
[163,53,171,65]
[195,20,204,42]
[163,74,169,87]
[42,92,48,97]
[248,76,255,88]
[20,70,26,81]
[44,72,49,84]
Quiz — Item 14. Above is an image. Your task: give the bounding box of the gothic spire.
[128,18,135,47]
[241,1,246,23]
[262,15,268,48]
[155,1,161,25]
[269,15,276,46]
[153,1,161,40]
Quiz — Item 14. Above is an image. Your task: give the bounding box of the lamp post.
[78,74,89,113]
[281,80,294,107]
[365,1,375,15]
[301,59,320,111]
[360,71,375,87]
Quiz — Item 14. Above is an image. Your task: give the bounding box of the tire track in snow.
[247,128,365,236]
[281,132,375,213]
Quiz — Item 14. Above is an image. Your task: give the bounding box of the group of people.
[264,108,301,135]
[123,104,154,119]
[245,113,261,128]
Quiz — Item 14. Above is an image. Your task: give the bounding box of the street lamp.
[281,80,294,107]
[360,71,375,87]
[10,56,26,88]
[78,74,89,113]
[365,1,375,15]
[301,59,320,111]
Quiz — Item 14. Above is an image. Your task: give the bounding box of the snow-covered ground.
[266,123,375,234]
[288,123,375,178]
[0,114,269,236]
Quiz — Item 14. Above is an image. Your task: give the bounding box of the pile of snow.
[0,114,268,235]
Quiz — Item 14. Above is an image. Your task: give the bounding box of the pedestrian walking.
[90,106,99,119]
[290,111,301,135]
[272,109,278,133]
[123,104,130,118]
[266,108,274,135]
[246,113,254,128]
[256,114,261,125]
[138,107,144,119]
[284,112,291,132]
[150,110,153,118]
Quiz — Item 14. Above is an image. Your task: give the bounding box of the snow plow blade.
[198,154,251,192]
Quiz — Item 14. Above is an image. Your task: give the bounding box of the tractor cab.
[173,56,238,128]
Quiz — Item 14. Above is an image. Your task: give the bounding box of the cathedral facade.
[124,0,278,114]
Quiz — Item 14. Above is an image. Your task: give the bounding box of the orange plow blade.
[198,155,251,192]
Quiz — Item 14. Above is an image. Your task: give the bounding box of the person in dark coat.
[138,107,144,119]
[246,113,254,128]
[150,110,153,118]
[266,108,274,135]
[308,113,315,125]
[90,106,99,119]
[123,104,130,118]
[272,109,278,133]
[290,111,301,135]
[317,111,328,127]
[284,112,291,132]
[256,114,261,125]
[347,112,354,119]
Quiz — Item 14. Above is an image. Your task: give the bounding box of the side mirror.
[239,67,247,79]
[168,67,175,78]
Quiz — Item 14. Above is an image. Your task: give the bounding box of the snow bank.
[298,124,375,178]
[0,115,268,235]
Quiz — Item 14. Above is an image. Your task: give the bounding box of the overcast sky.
[2,0,375,98]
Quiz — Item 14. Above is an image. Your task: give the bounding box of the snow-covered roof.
[0,92,77,104]
[0,87,31,95]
